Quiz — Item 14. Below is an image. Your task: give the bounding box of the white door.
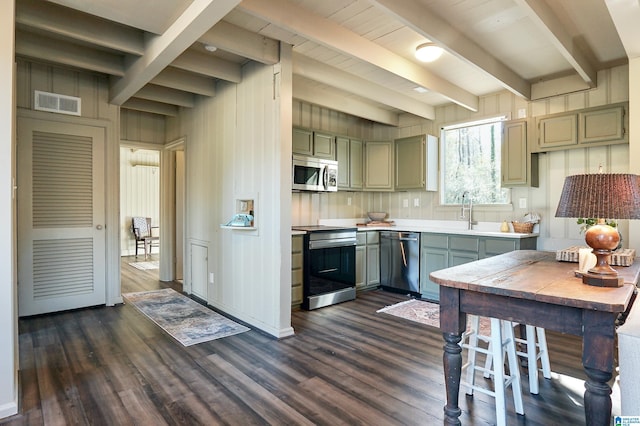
[17,117,106,316]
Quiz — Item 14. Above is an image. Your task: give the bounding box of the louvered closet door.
[17,117,106,316]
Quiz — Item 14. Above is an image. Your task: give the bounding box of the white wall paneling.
[175,45,294,338]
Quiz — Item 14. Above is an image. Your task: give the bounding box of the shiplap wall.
[293,65,631,251]
[119,148,160,255]
[170,48,294,338]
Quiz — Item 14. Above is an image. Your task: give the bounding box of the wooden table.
[429,250,640,426]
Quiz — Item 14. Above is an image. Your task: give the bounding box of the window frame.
[439,115,511,207]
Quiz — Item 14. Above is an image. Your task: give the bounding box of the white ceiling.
[14,0,640,125]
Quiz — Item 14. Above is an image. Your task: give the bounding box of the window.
[441,117,509,205]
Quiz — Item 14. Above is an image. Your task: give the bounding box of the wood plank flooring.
[2,255,620,425]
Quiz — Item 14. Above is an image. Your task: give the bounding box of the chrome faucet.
[460,191,474,230]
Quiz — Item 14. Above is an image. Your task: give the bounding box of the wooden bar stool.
[460,316,524,426]
[484,323,552,394]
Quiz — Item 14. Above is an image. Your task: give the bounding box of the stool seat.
[460,316,524,426]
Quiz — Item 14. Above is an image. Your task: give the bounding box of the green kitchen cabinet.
[292,128,313,156]
[501,118,538,188]
[394,134,438,191]
[420,233,448,302]
[364,140,394,191]
[313,132,335,160]
[356,231,380,291]
[532,102,628,153]
[336,136,364,190]
[420,233,538,302]
[291,235,303,308]
[292,128,336,160]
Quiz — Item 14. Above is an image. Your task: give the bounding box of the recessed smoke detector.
[203,44,217,52]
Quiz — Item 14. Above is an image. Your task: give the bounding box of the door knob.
[96,224,103,230]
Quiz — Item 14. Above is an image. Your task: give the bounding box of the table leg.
[582,310,616,426]
[583,367,612,426]
[443,332,463,425]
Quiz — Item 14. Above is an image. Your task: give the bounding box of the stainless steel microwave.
[292,155,338,192]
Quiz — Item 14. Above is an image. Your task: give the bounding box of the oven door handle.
[317,268,339,274]
[309,239,357,250]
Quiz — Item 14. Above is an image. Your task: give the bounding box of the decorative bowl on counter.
[367,212,387,221]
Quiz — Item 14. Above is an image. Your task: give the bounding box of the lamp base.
[581,272,624,287]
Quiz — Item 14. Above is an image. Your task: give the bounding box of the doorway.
[119,147,160,260]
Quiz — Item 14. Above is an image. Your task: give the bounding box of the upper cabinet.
[578,104,625,144]
[312,132,336,159]
[532,102,628,153]
[336,136,363,190]
[364,141,394,191]
[394,134,438,191]
[292,128,313,156]
[501,119,538,188]
[292,128,336,160]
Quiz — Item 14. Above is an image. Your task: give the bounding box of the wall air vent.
[34,90,81,116]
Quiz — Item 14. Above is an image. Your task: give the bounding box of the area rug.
[123,288,250,346]
[377,299,490,334]
[128,260,159,271]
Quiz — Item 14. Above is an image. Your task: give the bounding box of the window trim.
[439,114,511,206]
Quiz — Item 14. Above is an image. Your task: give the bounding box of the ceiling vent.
[34,90,81,116]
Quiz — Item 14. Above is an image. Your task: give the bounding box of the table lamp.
[555,173,640,287]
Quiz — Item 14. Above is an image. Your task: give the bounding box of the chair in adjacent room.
[131,216,159,259]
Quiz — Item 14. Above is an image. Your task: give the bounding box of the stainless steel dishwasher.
[380,231,420,296]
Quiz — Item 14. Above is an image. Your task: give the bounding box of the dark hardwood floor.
[3,255,619,425]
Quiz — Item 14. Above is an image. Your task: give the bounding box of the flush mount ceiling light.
[413,86,429,93]
[415,42,443,62]
[203,44,217,52]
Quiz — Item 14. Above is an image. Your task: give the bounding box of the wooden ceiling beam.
[369,0,531,100]
[293,76,399,126]
[514,0,597,88]
[150,67,216,97]
[109,0,240,105]
[16,0,144,55]
[16,30,125,76]
[122,98,180,116]
[293,53,435,120]
[134,85,196,108]
[238,0,479,112]
[172,49,242,83]
[199,21,280,65]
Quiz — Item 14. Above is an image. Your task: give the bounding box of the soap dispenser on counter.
[500,220,510,232]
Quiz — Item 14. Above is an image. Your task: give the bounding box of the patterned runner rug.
[123,288,250,346]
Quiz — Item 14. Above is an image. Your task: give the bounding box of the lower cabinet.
[420,233,537,302]
[291,235,303,308]
[356,231,380,291]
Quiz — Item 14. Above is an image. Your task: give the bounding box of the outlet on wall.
[413,198,420,207]
[209,272,214,284]
[403,199,409,208]
[519,198,527,209]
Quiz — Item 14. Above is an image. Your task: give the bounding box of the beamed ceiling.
[14,0,640,126]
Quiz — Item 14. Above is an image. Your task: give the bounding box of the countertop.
[318,218,539,238]
[290,218,539,239]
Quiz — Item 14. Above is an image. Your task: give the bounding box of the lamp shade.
[555,173,640,220]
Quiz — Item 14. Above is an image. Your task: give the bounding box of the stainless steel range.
[292,225,357,310]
